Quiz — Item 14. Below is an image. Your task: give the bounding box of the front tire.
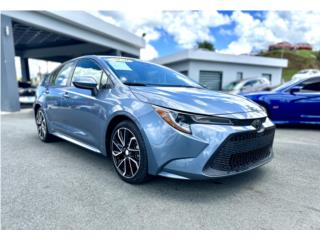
[35,108,54,142]
[110,120,149,184]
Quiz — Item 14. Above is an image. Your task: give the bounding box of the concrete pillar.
[1,14,20,112]
[20,57,30,81]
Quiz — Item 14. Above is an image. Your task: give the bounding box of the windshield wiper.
[161,85,203,89]
[123,82,203,88]
[123,82,147,86]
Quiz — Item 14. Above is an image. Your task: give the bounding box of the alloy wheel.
[36,110,47,140]
[111,127,141,178]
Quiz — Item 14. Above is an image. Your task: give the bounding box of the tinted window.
[103,58,201,88]
[244,80,258,87]
[72,59,103,86]
[52,62,74,87]
[299,78,320,92]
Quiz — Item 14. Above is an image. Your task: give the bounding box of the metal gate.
[199,71,222,90]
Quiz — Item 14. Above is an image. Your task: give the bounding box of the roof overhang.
[154,49,288,68]
[2,11,145,57]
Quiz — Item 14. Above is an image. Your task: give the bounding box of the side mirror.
[290,86,302,95]
[73,76,98,96]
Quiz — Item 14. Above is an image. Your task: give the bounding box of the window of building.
[236,72,243,80]
[180,71,188,77]
[262,73,272,81]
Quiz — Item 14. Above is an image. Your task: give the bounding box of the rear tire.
[35,108,54,142]
[110,120,149,184]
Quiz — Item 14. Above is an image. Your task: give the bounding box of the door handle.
[63,92,70,98]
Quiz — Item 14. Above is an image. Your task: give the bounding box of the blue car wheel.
[35,108,54,142]
[110,121,149,184]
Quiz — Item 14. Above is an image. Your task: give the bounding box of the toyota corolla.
[34,56,275,183]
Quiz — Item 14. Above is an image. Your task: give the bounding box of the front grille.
[230,117,266,126]
[205,127,275,172]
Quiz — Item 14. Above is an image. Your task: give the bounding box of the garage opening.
[199,71,222,90]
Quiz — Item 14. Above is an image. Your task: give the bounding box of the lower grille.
[205,127,275,172]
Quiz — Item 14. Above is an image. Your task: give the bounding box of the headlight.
[153,106,233,134]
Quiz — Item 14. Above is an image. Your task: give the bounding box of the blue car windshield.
[103,57,202,88]
[272,78,302,92]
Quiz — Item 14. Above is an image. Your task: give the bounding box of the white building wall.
[164,61,191,73]
[166,60,283,88]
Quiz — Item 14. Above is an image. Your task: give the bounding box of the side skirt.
[51,132,102,154]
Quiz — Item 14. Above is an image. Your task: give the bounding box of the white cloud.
[160,11,231,48]
[91,10,320,57]
[220,11,320,54]
[93,10,231,58]
[140,44,159,60]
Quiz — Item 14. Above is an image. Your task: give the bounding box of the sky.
[92,10,320,60]
[20,10,320,79]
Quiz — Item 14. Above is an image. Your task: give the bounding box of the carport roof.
[2,11,145,58]
[12,20,85,51]
[153,49,289,68]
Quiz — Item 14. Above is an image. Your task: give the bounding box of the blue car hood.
[130,86,265,117]
[241,91,275,97]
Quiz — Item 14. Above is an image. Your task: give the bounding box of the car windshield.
[103,57,202,88]
[223,81,241,91]
[272,78,302,92]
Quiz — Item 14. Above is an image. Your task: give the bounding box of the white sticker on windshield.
[108,61,132,71]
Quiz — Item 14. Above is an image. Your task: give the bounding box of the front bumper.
[139,109,275,180]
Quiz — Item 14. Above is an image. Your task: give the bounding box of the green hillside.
[257,50,320,81]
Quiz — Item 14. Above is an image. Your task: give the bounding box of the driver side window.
[72,59,103,87]
[299,78,320,93]
[71,59,112,89]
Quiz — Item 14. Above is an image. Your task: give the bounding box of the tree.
[196,41,215,51]
[316,51,320,62]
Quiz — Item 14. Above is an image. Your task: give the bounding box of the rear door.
[199,71,222,90]
[45,62,75,133]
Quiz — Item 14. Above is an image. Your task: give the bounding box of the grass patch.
[257,50,320,81]
[283,69,299,81]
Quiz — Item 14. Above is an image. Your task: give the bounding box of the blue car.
[34,56,275,183]
[242,77,320,125]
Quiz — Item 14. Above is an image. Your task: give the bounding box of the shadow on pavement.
[276,124,320,131]
[28,127,270,203]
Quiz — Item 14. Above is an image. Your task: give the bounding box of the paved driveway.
[1,110,320,229]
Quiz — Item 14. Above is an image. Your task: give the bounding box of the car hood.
[130,86,265,117]
[241,91,275,97]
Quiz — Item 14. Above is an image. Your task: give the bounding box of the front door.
[60,58,113,149]
[290,77,320,123]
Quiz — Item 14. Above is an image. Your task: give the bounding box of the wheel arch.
[105,113,144,157]
[255,100,271,118]
[33,103,41,117]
